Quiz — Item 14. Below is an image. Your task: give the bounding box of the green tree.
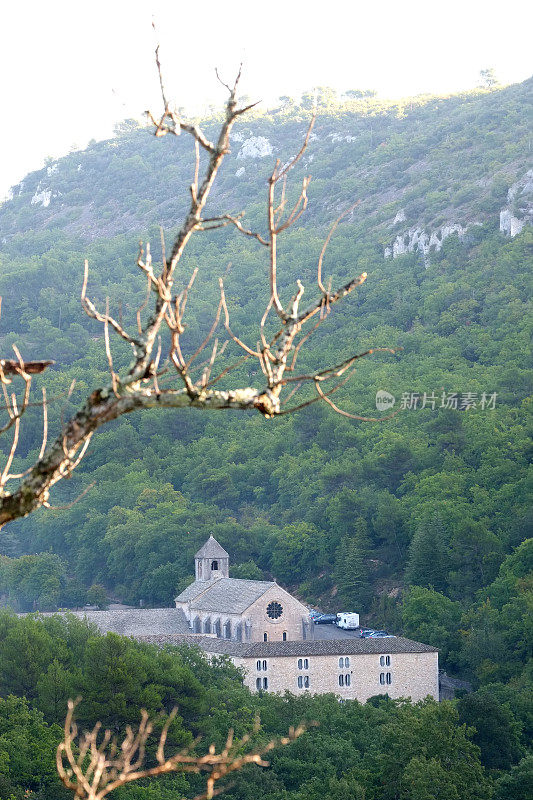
[405,517,449,593]
[87,583,108,609]
[402,586,462,667]
[334,518,372,611]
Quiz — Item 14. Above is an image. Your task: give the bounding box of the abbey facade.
[174,536,313,642]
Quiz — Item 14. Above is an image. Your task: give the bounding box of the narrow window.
[263,677,268,689]
[297,675,303,688]
[283,631,287,641]
[386,655,391,666]
[263,632,268,642]
[339,674,344,687]
[380,673,385,685]
[256,678,261,690]
[345,657,350,667]
[211,560,218,570]
[256,660,261,671]
[298,658,303,670]
[304,675,310,688]
[338,657,344,668]
[386,672,392,685]
[345,674,351,687]
[380,656,385,666]
[304,658,309,669]
[262,660,267,671]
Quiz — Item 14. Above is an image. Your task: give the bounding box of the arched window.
[339,674,344,687]
[386,655,391,666]
[256,678,261,690]
[283,631,287,641]
[263,632,268,642]
[224,620,231,639]
[380,656,385,666]
[339,657,344,668]
[380,673,385,685]
[297,676,303,688]
[193,616,201,633]
[203,618,211,634]
[256,660,262,671]
[211,560,218,571]
[303,676,310,688]
[386,672,392,685]
[262,660,267,671]
[345,657,350,667]
[298,658,303,670]
[263,677,268,689]
[303,658,309,669]
[345,674,351,687]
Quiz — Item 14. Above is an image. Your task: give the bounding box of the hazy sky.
[1,0,532,198]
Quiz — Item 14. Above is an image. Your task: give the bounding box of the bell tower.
[194,536,229,581]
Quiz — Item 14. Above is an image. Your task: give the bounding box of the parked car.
[313,613,337,624]
[368,631,396,638]
[308,609,321,620]
[359,628,376,638]
[336,612,360,629]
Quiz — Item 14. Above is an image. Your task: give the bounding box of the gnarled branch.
[57,698,307,800]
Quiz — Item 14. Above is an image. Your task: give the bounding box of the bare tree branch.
[0,56,398,528]
[57,699,308,800]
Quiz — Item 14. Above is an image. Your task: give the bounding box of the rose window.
[267,601,283,619]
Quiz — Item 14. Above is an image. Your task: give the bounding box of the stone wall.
[246,585,309,642]
[234,650,439,702]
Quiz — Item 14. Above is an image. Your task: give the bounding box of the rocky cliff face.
[499,169,533,237]
[384,223,468,262]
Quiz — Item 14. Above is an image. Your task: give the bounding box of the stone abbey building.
[174,536,313,642]
[70,536,439,702]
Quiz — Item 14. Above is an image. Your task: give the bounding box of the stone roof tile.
[70,608,190,637]
[194,536,229,559]
[189,578,276,614]
[136,634,437,657]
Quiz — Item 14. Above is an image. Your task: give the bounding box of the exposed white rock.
[393,209,406,225]
[236,136,273,159]
[235,166,245,177]
[231,131,245,143]
[328,132,357,143]
[46,163,58,176]
[3,187,14,203]
[385,223,467,260]
[18,182,24,195]
[30,188,52,208]
[499,169,533,237]
[77,164,82,172]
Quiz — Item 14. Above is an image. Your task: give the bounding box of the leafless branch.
[0,55,398,529]
[57,699,307,800]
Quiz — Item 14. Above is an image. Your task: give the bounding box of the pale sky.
[1,0,532,199]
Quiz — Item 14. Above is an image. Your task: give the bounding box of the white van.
[336,612,360,630]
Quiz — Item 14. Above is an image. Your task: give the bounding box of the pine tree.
[334,518,373,611]
[405,517,449,592]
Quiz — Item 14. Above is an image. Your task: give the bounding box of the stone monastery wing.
[190,577,276,614]
[194,535,229,559]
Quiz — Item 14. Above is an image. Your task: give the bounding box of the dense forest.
[0,611,531,799]
[0,77,531,797]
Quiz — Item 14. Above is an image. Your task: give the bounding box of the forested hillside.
[0,76,531,709]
